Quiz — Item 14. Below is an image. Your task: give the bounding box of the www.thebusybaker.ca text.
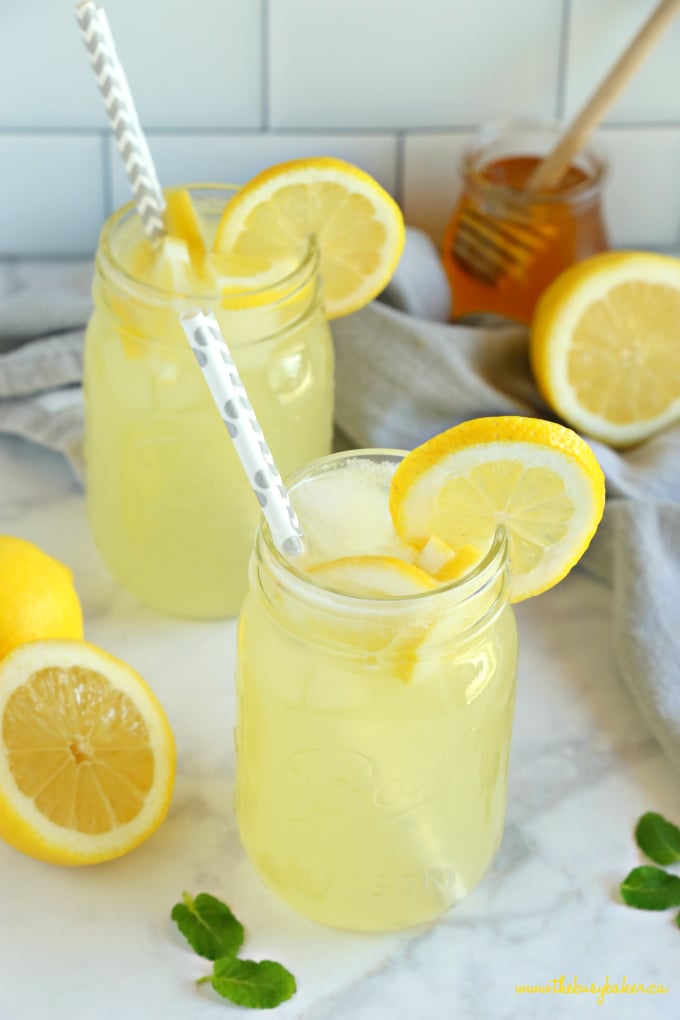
[515,975,669,1006]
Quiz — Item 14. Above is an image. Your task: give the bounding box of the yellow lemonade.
[84,185,334,618]
[235,452,518,931]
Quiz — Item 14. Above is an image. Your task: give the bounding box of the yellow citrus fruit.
[164,188,205,259]
[434,545,483,583]
[389,416,605,603]
[530,251,680,447]
[0,640,176,865]
[309,555,436,597]
[0,536,83,660]
[212,156,405,318]
[414,534,482,581]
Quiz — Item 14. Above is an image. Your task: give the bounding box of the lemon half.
[531,251,680,447]
[0,640,176,865]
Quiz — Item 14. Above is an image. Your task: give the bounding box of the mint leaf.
[635,812,680,866]
[200,957,296,1009]
[620,866,680,911]
[171,892,244,961]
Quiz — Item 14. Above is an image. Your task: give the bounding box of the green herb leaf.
[171,892,244,961]
[635,812,680,866]
[620,866,680,911]
[202,957,297,1009]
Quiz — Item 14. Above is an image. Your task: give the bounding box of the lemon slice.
[213,157,405,318]
[0,640,176,865]
[389,416,605,603]
[203,251,300,305]
[309,555,436,597]
[531,251,680,447]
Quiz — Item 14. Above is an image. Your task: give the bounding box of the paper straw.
[180,311,305,557]
[74,0,166,243]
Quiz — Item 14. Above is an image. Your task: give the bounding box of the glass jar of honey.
[441,119,609,325]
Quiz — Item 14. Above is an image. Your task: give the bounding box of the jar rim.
[461,116,607,205]
[96,182,321,311]
[256,448,510,614]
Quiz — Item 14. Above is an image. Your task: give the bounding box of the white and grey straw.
[74,0,166,243]
[180,311,305,557]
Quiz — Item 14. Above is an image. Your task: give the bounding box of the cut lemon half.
[531,251,680,447]
[389,416,605,603]
[309,555,436,597]
[0,640,176,865]
[213,157,405,318]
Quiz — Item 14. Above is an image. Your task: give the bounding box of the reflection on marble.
[0,434,678,1020]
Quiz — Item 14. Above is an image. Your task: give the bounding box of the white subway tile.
[0,0,262,129]
[0,135,105,256]
[598,127,680,247]
[269,0,562,129]
[402,133,473,247]
[566,0,680,123]
[109,132,399,210]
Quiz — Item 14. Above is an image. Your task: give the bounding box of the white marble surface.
[0,432,678,1020]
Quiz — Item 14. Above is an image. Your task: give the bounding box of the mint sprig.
[620,866,680,911]
[620,812,680,931]
[172,892,244,961]
[171,891,296,1010]
[635,811,680,866]
[198,958,296,1010]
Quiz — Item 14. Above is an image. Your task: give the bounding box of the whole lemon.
[0,536,84,659]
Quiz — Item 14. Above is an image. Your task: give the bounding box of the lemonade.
[84,185,334,618]
[235,451,519,931]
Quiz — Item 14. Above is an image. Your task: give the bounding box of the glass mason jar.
[84,185,334,619]
[235,450,519,932]
[441,118,609,324]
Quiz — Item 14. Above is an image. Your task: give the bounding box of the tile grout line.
[261,0,270,130]
[4,121,680,137]
[556,0,572,120]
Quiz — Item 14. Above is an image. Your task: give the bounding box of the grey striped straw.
[74,0,166,243]
[180,310,305,558]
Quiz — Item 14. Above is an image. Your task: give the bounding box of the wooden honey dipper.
[452,0,680,287]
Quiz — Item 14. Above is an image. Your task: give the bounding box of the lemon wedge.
[164,188,206,269]
[389,416,605,603]
[0,640,175,865]
[531,251,680,446]
[213,157,405,318]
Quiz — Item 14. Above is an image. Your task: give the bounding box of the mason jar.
[441,117,609,324]
[235,450,519,931]
[83,185,334,618]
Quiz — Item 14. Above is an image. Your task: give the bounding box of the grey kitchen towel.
[0,229,679,774]
[0,260,90,478]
